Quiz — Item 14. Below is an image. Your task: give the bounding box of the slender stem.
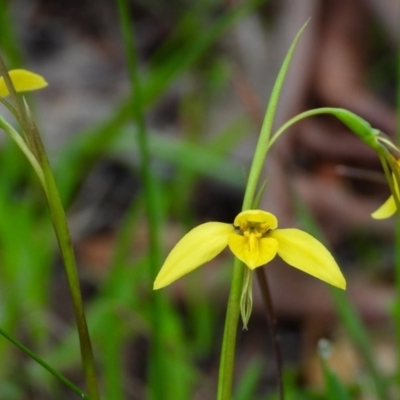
[217,22,309,399]
[0,326,91,399]
[46,185,101,400]
[25,106,101,399]
[255,268,283,400]
[269,107,380,152]
[0,59,101,398]
[269,108,331,150]
[116,2,165,399]
[217,258,244,400]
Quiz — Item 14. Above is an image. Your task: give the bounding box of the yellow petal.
[154,222,233,289]
[228,233,278,269]
[234,209,278,228]
[270,229,346,289]
[371,196,396,219]
[0,69,48,97]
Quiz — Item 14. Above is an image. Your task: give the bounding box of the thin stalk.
[0,58,100,399]
[0,326,91,399]
[44,174,101,400]
[269,107,380,152]
[217,258,245,400]
[217,21,309,400]
[116,2,165,399]
[25,105,100,400]
[255,268,283,400]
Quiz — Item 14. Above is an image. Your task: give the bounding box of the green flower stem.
[217,257,245,400]
[269,107,380,151]
[44,175,100,400]
[217,21,309,400]
[0,130,99,400]
[0,326,91,399]
[0,58,100,399]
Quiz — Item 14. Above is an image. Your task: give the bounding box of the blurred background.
[0,0,399,399]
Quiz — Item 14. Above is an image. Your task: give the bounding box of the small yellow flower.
[371,161,399,220]
[371,136,400,220]
[0,69,47,97]
[371,195,396,219]
[154,210,346,290]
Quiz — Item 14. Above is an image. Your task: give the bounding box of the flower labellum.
[154,210,346,290]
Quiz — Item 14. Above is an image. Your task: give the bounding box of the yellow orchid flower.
[154,209,346,290]
[371,160,400,219]
[371,195,396,219]
[0,69,47,97]
[371,137,400,220]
